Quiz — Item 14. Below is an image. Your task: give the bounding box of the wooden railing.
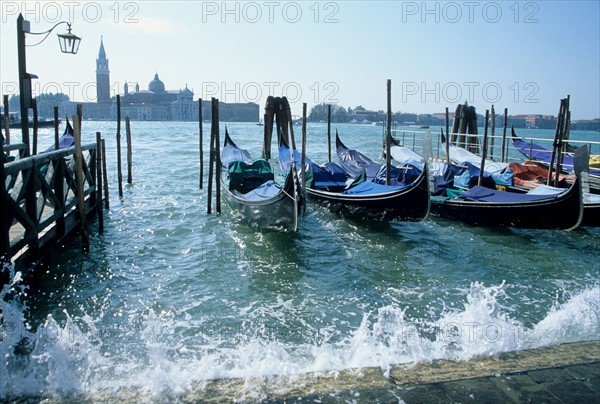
[1,142,99,272]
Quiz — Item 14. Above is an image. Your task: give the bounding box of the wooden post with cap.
[116,94,123,198]
[385,79,392,185]
[199,98,203,189]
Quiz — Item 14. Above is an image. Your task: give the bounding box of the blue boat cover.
[336,145,381,179]
[279,145,348,188]
[311,162,348,188]
[335,141,423,186]
[278,145,313,171]
[222,143,252,167]
[453,162,514,188]
[43,119,75,153]
[457,186,563,203]
[241,180,282,201]
[432,163,465,196]
[371,164,422,186]
[342,180,408,195]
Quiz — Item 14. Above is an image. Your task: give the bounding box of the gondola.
[220,96,303,232]
[220,129,303,232]
[429,145,589,230]
[511,127,600,177]
[507,160,600,227]
[43,117,75,152]
[283,132,430,221]
[438,132,598,227]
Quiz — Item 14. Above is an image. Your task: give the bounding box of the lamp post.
[16,13,81,156]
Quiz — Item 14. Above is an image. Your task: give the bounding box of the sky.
[1,0,599,119]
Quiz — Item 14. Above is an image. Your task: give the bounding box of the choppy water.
[1,121,599,401]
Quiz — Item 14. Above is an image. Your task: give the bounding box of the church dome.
[148,73,165,93]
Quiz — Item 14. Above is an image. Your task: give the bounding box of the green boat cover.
[446,187,464,199]
[227,159,274,194]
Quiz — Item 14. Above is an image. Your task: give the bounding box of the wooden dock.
[1,132,104,284]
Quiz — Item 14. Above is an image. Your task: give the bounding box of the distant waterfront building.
[116,73,196,121]
[71,38,259,122]
[510,114,558,129]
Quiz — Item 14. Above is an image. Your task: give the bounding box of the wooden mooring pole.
[477,109,490,187]
[0,135,8,263]
[214,99,221,214]
[327,104,332,162]
[385,79,392,185]
[54,132,66,238]
[102,139,109,209]
[445,107,450,162]
[126,116,133,184]
[207,98,216,214]
[301,103,307,191]
[116,94,123,198]
[501,108,508,162]
[489,105,496,159]
[3,95,9,144]
[96,132,104,234]
[547,98,566,186]
[77,104,83,125]
[73,114,90,253]
[199,98,203,189]
[53,106,59,150]
[32,98,38,155]
[555,96,570,186]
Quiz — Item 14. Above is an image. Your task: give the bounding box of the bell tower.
[96,37,110,103]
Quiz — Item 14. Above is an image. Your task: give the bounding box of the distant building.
[522,114,557,129]
[508,115,528,129]
[350,109,386,123]
[75,39,259,122]
[116,74,196,121]
[96,37,110,104]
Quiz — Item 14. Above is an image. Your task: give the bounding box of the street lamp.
[16,13,81,155]
[57,23,82,54]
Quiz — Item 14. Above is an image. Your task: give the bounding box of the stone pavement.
[13,340,600,402]
[151,340,600,402]
[389,340,600,403]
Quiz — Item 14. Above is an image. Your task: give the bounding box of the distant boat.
[255,121,263,126]
[2,113,59,128]
[9,119,58,128]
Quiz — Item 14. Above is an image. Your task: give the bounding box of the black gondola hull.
[221,171,304,232]
[581,201,600,227]
[430,177,583,230]
[307,166,430,221]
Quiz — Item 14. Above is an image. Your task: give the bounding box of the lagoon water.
[1,121,599,400]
